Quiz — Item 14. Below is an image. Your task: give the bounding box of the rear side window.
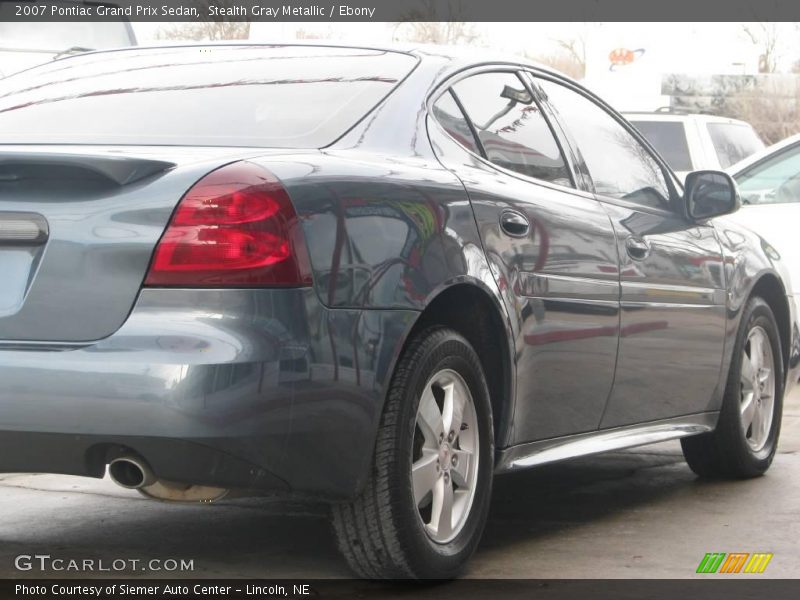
[707,123,764,169]
[432,91,480,155]
[450,72,572,187]
[0,46,417,148]
[539,79,671,211]
[629,120,693,172]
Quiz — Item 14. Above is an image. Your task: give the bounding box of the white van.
[625,110,764,181]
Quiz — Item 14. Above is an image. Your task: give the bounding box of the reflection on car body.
[0,43,796,579]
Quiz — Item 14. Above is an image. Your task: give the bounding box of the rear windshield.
[629,120,693,172]
[707,122,764,169]
[0,46,417,148]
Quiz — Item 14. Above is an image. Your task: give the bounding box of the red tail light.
[144,162,312,287]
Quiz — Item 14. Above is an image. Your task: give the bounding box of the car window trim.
[514,72,578,190]
[520,71,594,193]
[446,88,487,158]
[527,70,686,217]
[450,69,577,189]
[426,65,581,196]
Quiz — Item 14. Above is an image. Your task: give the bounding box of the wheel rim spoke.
[750,334,763,371]
[429,475,454,540]
[451,449,472,488]
[417,387,444,447]
[740,354,755,385]
[412,449,439,507]
[741,392,756,431]
[741,326,776,452]
[752,401,763,441]
[442,381,465,441]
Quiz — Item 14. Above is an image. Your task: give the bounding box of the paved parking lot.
[2,389,799,579]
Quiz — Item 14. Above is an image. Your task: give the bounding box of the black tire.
[681,296,783,478]
[331,327,494,579]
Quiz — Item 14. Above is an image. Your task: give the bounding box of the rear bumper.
[0,288,416,500]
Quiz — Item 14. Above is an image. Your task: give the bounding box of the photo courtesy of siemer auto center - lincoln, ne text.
[0,1,800,598]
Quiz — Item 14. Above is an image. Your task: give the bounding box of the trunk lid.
[0,145,289,342]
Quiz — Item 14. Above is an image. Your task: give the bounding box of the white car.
[625,111,764,180]
[726,134,800,298]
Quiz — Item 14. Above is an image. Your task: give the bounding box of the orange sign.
[608,47,646,70]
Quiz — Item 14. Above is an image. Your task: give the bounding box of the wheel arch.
[405,281,515,448]
[749,272,791,377]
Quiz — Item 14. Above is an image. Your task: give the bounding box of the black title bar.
[0,0,798,22]
[5,579,800,600]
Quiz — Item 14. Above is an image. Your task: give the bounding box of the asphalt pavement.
[1,389,798,579]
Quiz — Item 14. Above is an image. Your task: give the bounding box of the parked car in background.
[0,13,136,78]
[728,134,800,322]
[626,110,764,180]
[0,44,797,579]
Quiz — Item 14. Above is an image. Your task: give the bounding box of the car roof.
[729,132,800,176]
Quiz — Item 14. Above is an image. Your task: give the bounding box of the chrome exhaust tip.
[108,455,156,489]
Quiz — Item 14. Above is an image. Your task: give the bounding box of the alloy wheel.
[740,325,776,452]
[411,368,480,544]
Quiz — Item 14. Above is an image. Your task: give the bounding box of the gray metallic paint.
[0,287,415,497]
[1,45,798,500]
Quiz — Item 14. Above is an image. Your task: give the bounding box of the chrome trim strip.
[621,301,718,309]
[622,281,717,295]
[620,281,725,305]
[532,272,619,288]
[495,412,718,473]
[519,271,619,302]
[544,296,619,306]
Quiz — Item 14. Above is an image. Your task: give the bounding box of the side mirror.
[685,170,741,220]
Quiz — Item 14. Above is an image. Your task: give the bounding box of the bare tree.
[730,90,800,145]
[528,50,584,80]
[554,36,586,78]
[392,21,479,45]
[393,0,479,45]
[526,27,590,80]
[742,23,780,73]
[155,1,250,41]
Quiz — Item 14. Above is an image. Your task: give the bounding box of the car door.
[535,75,727,427]
[428,69,621,442]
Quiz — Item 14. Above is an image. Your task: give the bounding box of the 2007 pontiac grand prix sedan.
[0,44,797,579]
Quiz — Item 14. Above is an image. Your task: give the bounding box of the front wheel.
[682,296,784,478]
[331,327,494,579]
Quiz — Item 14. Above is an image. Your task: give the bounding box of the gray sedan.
[0,44,797,579]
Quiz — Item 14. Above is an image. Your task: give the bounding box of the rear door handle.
[500,210,530,237]
[625,236,650,260]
